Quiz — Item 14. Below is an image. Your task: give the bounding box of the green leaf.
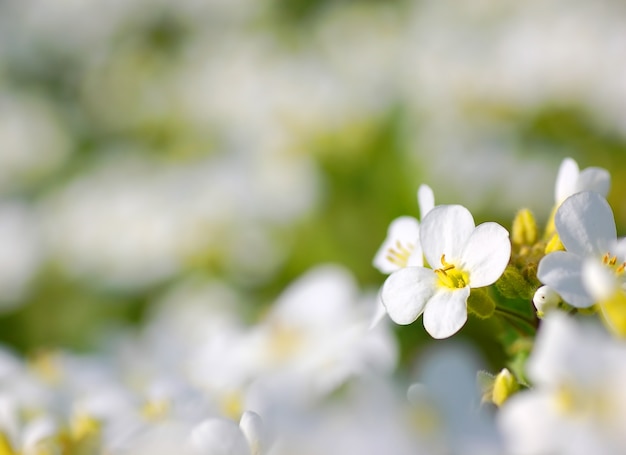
[467,288,496,319]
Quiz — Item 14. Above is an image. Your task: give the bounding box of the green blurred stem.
[494,306,537,336]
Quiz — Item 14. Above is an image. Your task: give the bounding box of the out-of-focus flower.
[245,265,397,396]
[0,203,42,309]
[382,204,510,338]
[498,312,626,455]
[190,411,268,455]
[554,157,610,206]
[408,344,503,455]
[0,94,70,195]
[39,152,315,290]
[538,191,623,309]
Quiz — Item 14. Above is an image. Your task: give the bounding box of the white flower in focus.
[538,191,623,308]
[498,312,626,455]
[373,184,435,274]
[554,157,610,206]
[381,204,510,339]
[371,185,434,327]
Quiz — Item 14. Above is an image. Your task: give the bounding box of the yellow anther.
[434,255,468,289]
[385,241,415,267]
[439,254,455,271]
[601,252,625,275]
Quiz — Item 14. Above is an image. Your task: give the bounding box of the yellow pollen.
[434,255,468,289]
[386,240,415,267]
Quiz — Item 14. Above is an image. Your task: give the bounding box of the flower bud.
[512,209,537,246]
[492,368,519,406]
[544,233,564,254]
[532,285,561,318]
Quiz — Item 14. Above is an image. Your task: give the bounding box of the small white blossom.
[381,204,510,339]
[554,157,610,206]
[373,184,435,274]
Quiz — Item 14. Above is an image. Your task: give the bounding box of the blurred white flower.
[0,94,69,195]
[190,411,268,455]
[554,157,610,206]
[499,312,626,455]
[0,203,42,309]
[39,152,315,290]
[408,343,503,455]
[245,265,397,396]
[538,191,623,308]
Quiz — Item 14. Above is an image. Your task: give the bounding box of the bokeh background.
[1,0,626,369]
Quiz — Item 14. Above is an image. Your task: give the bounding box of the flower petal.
[422,287,470,339]
[421,205,475,269]
[612,237,626,262]
[554,157,579,204]
[373,216,421,273]
[417,184,435,219]
[191,418,252,455]
[381,267,436,325]
[575,167,610,198]
[582,258,617,302]
[459,222,511,287]
[537,251,593,308]
[555,191,616,256]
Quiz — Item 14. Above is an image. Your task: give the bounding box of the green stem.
[494,307,537,336]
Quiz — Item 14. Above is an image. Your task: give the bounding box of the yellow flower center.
[386,240,416,268]
[554,383,613,421]
[434,255,469,289]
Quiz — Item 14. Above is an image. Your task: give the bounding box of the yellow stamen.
[601,252,626,275]
[386,240,415,267]
[434,255,469,289]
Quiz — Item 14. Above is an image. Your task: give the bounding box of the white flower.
[245,265,397,395]
[498,312,626,455]
[381,204,510,339]
[537,191,624,308]
[554,157,610,206]
[408,344,503,455]
[372,184,435,274]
